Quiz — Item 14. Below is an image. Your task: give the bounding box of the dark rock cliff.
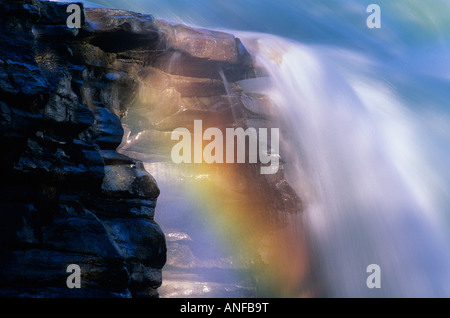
[0,0,306,297]
[0,0,165,298]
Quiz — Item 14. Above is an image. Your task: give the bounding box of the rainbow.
[162,162,314,297]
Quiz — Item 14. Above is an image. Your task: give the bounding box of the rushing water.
[237,33,450,297]
[64,0,450,297]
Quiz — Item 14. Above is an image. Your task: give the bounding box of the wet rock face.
[0,0,304,298]
[0,0,166,298]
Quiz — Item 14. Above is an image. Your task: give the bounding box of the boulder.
[84,106,124,150]
[156,20,252,66]
[102,163,160,200]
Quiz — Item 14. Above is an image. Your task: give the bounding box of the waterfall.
[218,69,237,121]
[237,33,450,297]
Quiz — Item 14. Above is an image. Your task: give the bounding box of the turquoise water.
[59,0,450,297]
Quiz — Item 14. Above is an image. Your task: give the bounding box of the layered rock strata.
[0,0,165,297]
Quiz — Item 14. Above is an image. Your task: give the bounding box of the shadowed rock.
[0,0,166,298]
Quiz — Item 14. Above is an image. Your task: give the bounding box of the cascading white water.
[237,33,450,297]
